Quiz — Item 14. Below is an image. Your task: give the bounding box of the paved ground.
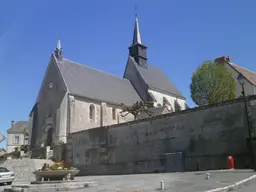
[1,169,255,192]
[63,170,256,192]
[0,184,10,192]
[234,179,256,192]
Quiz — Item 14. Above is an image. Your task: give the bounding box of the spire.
[132,14,142,45]
[57,40,61,50]
[128,14,148,68]
[55,40,63,60]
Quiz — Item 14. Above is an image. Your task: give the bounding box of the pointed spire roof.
[132,14,142,45]
[57,40,62,50]
[55,40,63,60]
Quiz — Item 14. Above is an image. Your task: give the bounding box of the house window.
[112,108,116,120]
[13,136,19,144]
[89,104,95,121]
[174,100,182,112]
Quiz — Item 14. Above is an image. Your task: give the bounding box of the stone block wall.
[67,96,256,175]
[52,144,65,161]
[31,147,47,159]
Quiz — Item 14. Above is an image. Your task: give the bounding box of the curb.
[205,174,256,192]
[4,181,96,192]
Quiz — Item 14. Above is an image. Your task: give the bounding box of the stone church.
[28,16,187,148]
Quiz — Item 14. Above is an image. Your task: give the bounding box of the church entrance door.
[45,124,53,148]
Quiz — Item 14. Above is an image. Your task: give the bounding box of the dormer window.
[163,97,170,106]
[174,100,182,112]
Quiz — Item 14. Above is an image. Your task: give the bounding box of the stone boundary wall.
[31,147,47,159]
[67,96,256,175]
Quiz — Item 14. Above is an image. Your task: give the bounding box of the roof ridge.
[14,120,28,123]
[62,58,130,82]
[231,63,256,74]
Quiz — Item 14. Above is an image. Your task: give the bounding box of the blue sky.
[0,0,256,148]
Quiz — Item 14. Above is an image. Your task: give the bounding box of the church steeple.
[129,14,148,68]
[133,15,142,44]
[55,40,63,60]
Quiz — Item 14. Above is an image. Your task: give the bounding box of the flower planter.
[33,169,80,181]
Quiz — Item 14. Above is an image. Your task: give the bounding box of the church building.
[28,15,187,148]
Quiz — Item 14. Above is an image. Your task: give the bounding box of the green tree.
[190,60,236,106]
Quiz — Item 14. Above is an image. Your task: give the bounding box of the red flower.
[64,162,72,167]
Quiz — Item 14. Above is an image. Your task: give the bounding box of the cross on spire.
[55,40,63,60]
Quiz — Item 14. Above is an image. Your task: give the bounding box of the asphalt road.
[59,170,256,192]
[0,183,11,192]
[234,179,256,192]
[0,170,255,192]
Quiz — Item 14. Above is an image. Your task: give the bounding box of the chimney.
[226,56,232,63]
[11,120,15,128]
[215,56,232,64]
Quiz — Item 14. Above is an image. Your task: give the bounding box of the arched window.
[89,104,95,120]
[112,108,116,120]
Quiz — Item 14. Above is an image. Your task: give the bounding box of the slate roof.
[129,57,185,98]
[54,56,142,106]
[7,121,28,134]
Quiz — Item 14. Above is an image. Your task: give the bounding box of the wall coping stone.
[69,95,256,136]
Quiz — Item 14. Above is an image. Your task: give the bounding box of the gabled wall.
[6,133,25,153]
[123,57,150,101]
[32,55,67,147]
[224,63,255,97]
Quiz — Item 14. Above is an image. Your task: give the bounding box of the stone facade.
[66,96,256,175]
[68,96,134,133]
[29,16,188,148]
[30,55,67,148]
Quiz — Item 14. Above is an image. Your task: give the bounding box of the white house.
[6,121,29,153]
[215,56,256,97]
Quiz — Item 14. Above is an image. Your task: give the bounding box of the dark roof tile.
[129,57,185,98]
[55,56,142,106]
[7,121,28,133]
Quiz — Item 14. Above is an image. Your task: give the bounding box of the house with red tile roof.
[215,56,256,98]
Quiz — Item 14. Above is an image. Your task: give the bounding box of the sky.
[0,0,256,148]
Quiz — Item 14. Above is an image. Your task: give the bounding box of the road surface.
[0,170,255,192]
[0,184,10,192]
[234,179,256,192]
